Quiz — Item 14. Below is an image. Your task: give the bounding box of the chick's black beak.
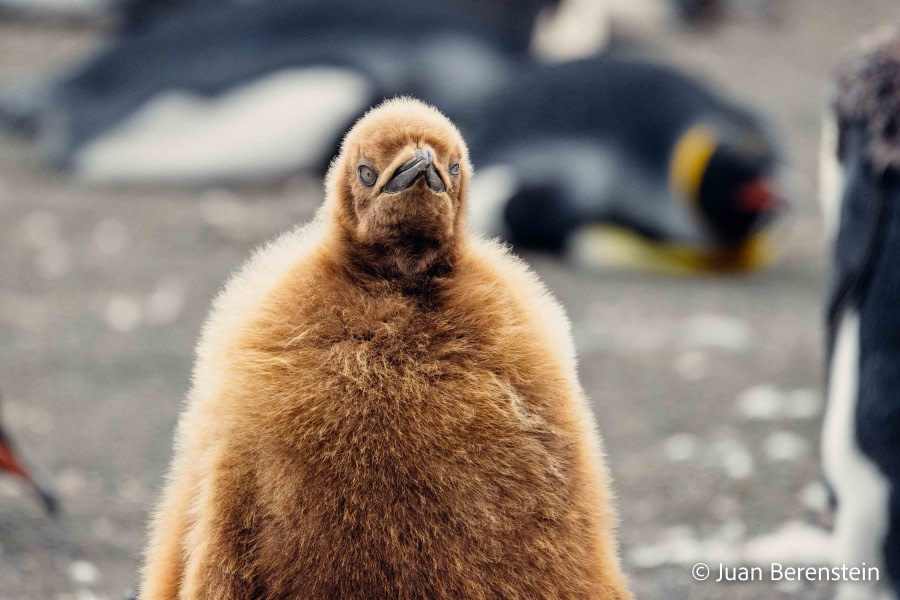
[382,148,445,194]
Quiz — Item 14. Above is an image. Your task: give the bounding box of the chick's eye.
[358,165,377,187]
[449,162,460,176]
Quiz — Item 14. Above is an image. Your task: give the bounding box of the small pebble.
[68,560,100,585]
[763,431,810,462]
[105,295,143,333]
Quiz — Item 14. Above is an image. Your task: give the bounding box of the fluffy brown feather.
[140,97,631,599]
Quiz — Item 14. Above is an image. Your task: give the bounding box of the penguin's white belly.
[74,68,372,183]
[822,309,894,600]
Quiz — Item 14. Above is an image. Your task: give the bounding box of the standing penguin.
[467,56,785,273]
[140,98,631,599]
[820,25,900,600]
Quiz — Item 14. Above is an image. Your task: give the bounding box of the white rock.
[799,481,830,512]
[674,351,710,381]
[678,314,753,352]
[105,295,143,333]
[736,385,784,420]
[711,436,756,479]
[763,431,810,462]
[663,433,699,462]
[146,278,186,325]
[742,520,833,565]
[68,560,100,585]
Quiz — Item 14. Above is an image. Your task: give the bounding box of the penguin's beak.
[382,148,445,194]
[0,434,59,514]
[735,177,779,214]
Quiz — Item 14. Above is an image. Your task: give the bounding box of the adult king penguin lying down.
[467,56,786,273]
[820,24,900,600]
[0,0,554,183]
[139,98,631,599]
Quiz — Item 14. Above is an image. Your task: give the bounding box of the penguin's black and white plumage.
[820,25,900,600]
[467,55,785,273]
[0,0,554,184]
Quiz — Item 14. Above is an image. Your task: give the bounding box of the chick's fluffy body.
[141,99,629,599]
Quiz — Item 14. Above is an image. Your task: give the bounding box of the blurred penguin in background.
[468,55,786,274]
[0,0,556,183]
[820,25,900,600]
[0,388,57,514]
[0,0,786,185]
[533,0,782,61]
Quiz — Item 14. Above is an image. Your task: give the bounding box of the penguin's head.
[326,97,472,277]
[669,121,783,245]
[822,25,900,241]
[822,25,900,320]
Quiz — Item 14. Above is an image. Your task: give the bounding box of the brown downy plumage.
[140,97,631,599]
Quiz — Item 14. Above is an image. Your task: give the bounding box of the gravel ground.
[0,2,897,598]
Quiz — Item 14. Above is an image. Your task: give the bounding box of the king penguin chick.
[820,25,900,600]
[140,97,631,600]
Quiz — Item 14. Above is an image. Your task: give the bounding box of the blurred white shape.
[784,388,824,419]
[91,218,131,256]
[711,432,756,479]
[775,579,805,594]
[628,526,701,568]
[146,278,186,325]
[4,400,53,435]
[737,386,824,421]
[742,520,833,565]
[736,384,784,420]
[799,481,830,513]
[722,445,755,480]
[819,116,844,243]
[74,68,372,184]
[628,521,745,569]
[68,560,100,585]
[21,211,61,249]
[467,165,517,239]
[21,211,72,278]
[75,590,107,600]
[199,189,254,241]
[532,0,611,61]
[36,244,72,279]
[763,431,810,462]
[673,350,710,381]
[0,477,25,499]
[56,469,86,497]
[104,295,142,333]
[663,433,699,462]
[116,476,145,504]
[630,520,834,573]
[678,314,753,352]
